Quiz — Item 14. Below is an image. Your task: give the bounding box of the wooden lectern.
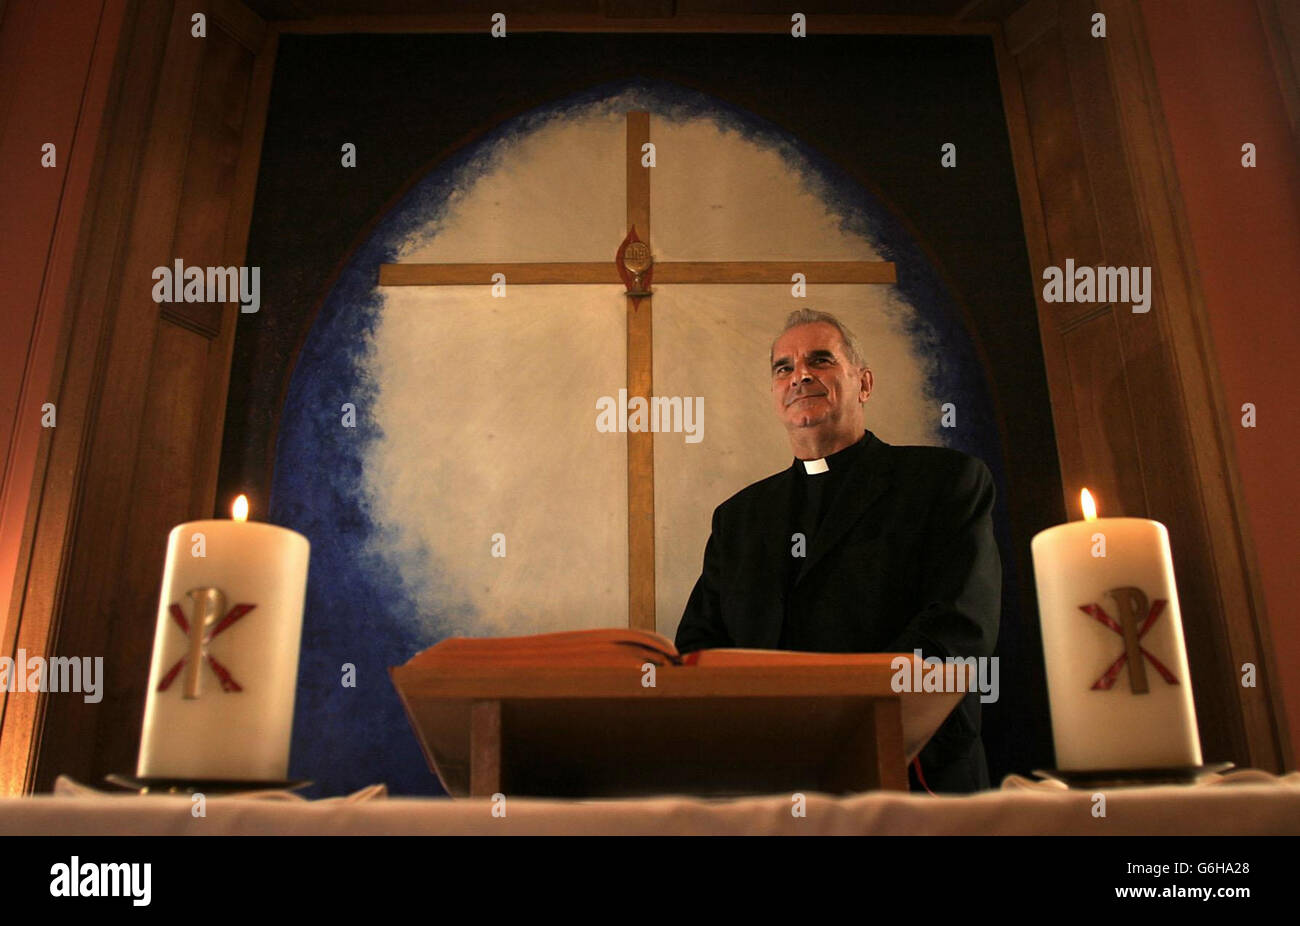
[391,648,964,798]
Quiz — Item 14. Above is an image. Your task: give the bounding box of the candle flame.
[1081,488,1098,521]
[232,495,249,522]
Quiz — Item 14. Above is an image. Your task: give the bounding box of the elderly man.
[675,308,1001,792]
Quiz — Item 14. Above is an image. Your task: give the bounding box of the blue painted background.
[269,80,1007,797]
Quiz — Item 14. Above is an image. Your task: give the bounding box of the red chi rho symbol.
[157,597,256,695]
[1078,586,1178,694]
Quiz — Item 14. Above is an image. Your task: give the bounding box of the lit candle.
[1031,490,1202,770]
[137,496,310,781]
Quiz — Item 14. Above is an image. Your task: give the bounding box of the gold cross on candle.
[1078,588,1178,692]
[157,596,256,695]
[184,587,226,699]
[1108,586,1150,694]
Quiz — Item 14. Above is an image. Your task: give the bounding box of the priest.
[675,308,1002,793]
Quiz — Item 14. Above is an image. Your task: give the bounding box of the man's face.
[770,322,872,439]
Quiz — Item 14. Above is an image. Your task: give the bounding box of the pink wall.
[1143,0,1300,765]
[0,1,125,641]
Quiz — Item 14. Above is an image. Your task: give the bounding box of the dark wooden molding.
[159,305,222,339]
[214,0,269,49]
[602,0,676,18]
[274,13,999,35]
[1056,303,1114,335]
[956,0,1031,25]
[1003,0,1056,55]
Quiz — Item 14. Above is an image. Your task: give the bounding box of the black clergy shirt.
[676,427,1001,792]
[780,431,870,649]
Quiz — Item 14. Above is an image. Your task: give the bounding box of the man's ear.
[859,368,874,403]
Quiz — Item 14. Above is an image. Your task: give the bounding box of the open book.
[418,628,895,669]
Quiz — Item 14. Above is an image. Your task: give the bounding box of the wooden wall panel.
[1015,29,1106,315]
[0,0,131,762]
[91,323,214,780]
[162,20,256,339]
[46,4,269,792]
[1073,0,1244,762]
[1059,312,1146,514]
[0,0,178,798]
[0,0,274,794]
[1145,0,1300,766]
[1003,0,1287,770]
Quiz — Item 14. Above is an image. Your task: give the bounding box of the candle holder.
[1031,762,1234,789]
[103,773,312,796]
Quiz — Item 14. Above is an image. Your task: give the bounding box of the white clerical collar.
[802,458,830,475]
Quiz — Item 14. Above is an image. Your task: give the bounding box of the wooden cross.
[379,112,896,632]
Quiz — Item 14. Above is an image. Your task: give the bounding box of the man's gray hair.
[771,309,867,369]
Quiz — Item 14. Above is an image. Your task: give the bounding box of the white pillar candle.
[1031,490,1202,770]
[137,496,309,780]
